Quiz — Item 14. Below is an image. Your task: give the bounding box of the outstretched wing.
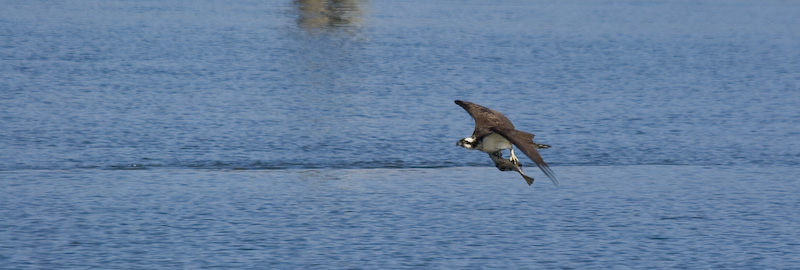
[455,100,515,138]
[491,127,559,187]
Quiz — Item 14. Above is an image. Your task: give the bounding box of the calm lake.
[2,0,799,268]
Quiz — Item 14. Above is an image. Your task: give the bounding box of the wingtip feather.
[537,164,559,187]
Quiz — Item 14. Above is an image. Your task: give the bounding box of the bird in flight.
[455,100,558,186]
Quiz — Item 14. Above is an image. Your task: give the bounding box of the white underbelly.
[476,133,512,153]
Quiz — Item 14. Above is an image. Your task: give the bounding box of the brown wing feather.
[491,127,559,187]
[454,100,515,138]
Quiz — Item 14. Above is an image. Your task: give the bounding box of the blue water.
[2,0,799,268]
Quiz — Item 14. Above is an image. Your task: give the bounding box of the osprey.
[455,100,558,186]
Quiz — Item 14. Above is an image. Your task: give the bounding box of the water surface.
[1,0,799,268]
[2,166,799,269]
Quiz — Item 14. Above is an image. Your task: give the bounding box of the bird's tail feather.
[534,143,551,149]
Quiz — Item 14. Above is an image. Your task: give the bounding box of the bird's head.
[456,137,476,149]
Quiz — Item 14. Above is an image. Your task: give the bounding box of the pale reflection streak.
[294,0,364,33]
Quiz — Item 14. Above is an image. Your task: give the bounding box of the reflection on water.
[294,0,365,33]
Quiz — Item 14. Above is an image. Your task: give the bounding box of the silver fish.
[489,151,535,185]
